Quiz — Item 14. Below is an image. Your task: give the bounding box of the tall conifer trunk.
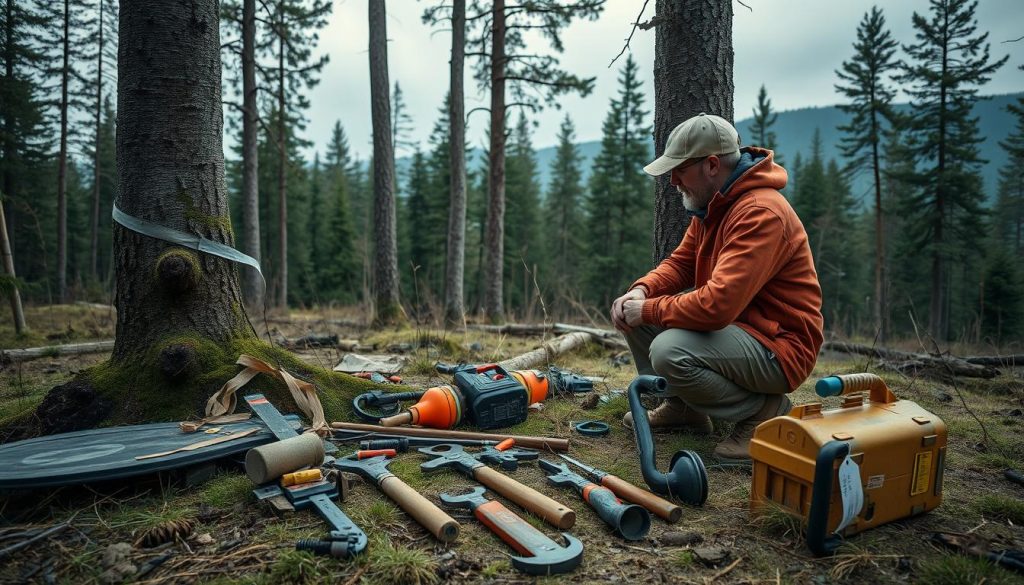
[56,0,70,301]
[276,22,288,309]
[89,0,104,284]
[483,0,506,322]
[652,0,733,262]
[444,0,467,327]
[368,0,401,324]
[241,0,262,308]
[111,0,251,357]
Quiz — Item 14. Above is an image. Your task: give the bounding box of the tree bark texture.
[444,0,467,327]
[484,0,506,322]
[368,0,401,322]
[276,25,288,308]
[241,0,262,308]
[56,0,70,301]
[652,0,733,262]
[113,0,251,359]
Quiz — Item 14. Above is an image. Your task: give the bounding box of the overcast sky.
[297,0,1024,160]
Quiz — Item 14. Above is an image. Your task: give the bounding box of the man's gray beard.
[681,191,701,212]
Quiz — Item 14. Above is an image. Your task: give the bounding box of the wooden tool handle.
[329,422,571,452]
[379,412,413,427]
[379,476,460,542]
[602,475,682,523]
[475,466,576,529]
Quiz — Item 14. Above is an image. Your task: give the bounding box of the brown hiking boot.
[713,394,792,461]
[622,396,713,434]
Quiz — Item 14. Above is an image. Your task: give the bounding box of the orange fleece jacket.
[631,148,823,391]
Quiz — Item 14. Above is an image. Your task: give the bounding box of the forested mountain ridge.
[494,91,1022,201]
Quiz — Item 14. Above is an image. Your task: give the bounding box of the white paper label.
[835,455,864,534]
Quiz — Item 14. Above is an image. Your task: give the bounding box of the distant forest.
[1,0,1022,345]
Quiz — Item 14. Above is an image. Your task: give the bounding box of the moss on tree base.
[34,333,379,434]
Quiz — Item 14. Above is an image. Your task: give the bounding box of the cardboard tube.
[379,476,460,542]
[245,433,324,484]
[330,422,570,452]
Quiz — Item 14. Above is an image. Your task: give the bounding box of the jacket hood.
[705,146,788,220]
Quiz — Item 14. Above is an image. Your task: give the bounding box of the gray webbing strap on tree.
[112,204,263,278]
[205,354,329,437]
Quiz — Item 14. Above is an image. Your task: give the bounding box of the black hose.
[627,375,708,505]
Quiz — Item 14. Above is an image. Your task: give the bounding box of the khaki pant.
[623,324,789,422]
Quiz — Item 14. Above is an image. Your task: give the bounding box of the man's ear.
[706,155,721,177]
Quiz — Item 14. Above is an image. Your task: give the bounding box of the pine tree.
[895,0,1008,340]
[749,84,780,161]
[466,0,604,322]
[542,114,585,315]
[317,123,360,303]
[979,246,1024,343]
[368,0,403,324]
[995,84,1024,255]
[504,112,543,317]
[1,0,55,296]
[835,6,899,340]
[584,54,652,309]
[262,0,331,307]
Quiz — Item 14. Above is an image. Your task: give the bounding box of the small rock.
[468,341,483,352]
[659,531,703,547]
[102,543,132,569]
[580,393,600,409]
[195,533,215,545]
[100,543,136,585]
[692,545,731,566]
[932,390,953,402]
[437,551,456,562]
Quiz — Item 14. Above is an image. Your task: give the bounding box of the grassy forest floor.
[1,304,1023,584]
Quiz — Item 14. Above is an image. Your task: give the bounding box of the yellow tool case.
[749,373,946,555]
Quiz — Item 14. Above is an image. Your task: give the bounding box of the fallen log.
[466,323,552,335]
[497,331,594,371]
[1,340,115,363]
[283,333,339,349]
[553,323,628,350]
[963,355,1024,367]
[821,341,1000,379]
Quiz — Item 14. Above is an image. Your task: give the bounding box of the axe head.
[510,532,584,576]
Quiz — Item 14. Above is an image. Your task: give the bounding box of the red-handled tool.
[557,453,682,523]
[439,486,582,576]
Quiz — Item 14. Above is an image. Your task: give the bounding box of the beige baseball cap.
[643,113,741,176]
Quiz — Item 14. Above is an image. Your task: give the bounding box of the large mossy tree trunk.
[31,0,373,436]
[111,0,249,358]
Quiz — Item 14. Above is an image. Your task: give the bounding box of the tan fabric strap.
[204,354,329,436]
